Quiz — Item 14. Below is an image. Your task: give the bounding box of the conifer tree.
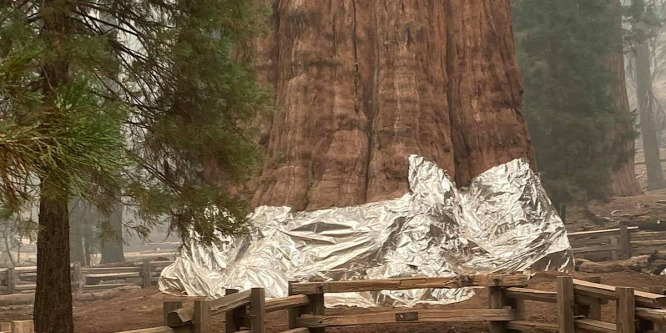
[513,0,636,204]
[0,1,268,331]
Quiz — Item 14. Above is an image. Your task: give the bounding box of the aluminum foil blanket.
[159,155,573,307]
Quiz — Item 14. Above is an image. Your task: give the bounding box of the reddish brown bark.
[607,0,642,196]
[252,0,535,211]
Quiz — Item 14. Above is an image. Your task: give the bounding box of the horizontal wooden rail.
[636,307,666,323]
[568,226,639,237]
[506,320,557,332]
[291,274,528,294]
[166,290,252,327]
[574,319,616,333]
[295,309,516,327]
[116,325,191,333]
[573,279,666,308]
[505,287,556,303]
[265,295,310,313]
[276,328,308,333]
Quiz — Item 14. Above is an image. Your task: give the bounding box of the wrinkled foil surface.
[159,156,572,306]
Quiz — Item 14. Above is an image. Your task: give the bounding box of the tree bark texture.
[252,0,535,211]
[607,0,642,196]
[36,180,73,333]
[35,1,75,332]
[100,201,125,264]
[635,40,665,190]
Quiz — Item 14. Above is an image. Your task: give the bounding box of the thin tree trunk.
[635,40,665,190]
[100,201,124,264]
[35,0,75,331]
[608,0,642,196]
[69,198,86,265]
[3,224,16,267]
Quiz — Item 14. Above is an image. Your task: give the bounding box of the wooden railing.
[0,259,173,296]
[569,223,666,261]
[117,274,665,333]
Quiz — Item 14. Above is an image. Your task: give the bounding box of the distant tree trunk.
[34,0,75,332]
[635,39,665,190]
[252,0,535,211]
[607,0,642,196]
[69,198,86,265]
[100,201,124,264]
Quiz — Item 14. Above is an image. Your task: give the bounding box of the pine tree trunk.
[252,0,534,210]
[35,1,75,332]
[35,180,73,333]
[635,40,665,190]
[100,202,125,264]
[607,0,642,196]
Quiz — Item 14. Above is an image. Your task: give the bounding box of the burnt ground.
[3,189,666,332]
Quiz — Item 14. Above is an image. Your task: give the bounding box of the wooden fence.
[116,274,666,333]
[0,260,173,296]
[569,223,666,261]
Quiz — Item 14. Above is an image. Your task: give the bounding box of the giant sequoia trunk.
[607,0,642,196]
[252,0,535,210]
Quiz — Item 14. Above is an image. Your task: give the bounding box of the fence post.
[193,298,210,333]
[287,281,300,329]
[163,301,182,326]
[619,222,632,260]
[10,320,33,333]
[305,280,325,333]
[250,288,266,333]
[6,267,15,295]
[504,296,525,321]
[71,262,82,293]
[616,287,636,333]
[141,259,151,288]
[224,288,247,332]
[556,276,575,333]
[488,284,506,333]
[575,276,601,320]
[610,236,618,261]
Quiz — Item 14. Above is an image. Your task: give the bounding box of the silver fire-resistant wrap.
[159,155,573,306]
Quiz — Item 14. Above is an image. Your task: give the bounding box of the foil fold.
[159,155,572,306]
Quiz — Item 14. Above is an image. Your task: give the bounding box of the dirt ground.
[4,189,666,332]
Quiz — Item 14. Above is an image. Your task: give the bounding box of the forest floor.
[3,189,666,332]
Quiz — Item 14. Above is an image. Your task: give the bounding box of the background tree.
[608,0,643,196]
[626,0,666,190]
[0,1,268,331]
[513,0,637,204]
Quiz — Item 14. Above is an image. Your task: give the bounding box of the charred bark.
[252,0,535,210]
